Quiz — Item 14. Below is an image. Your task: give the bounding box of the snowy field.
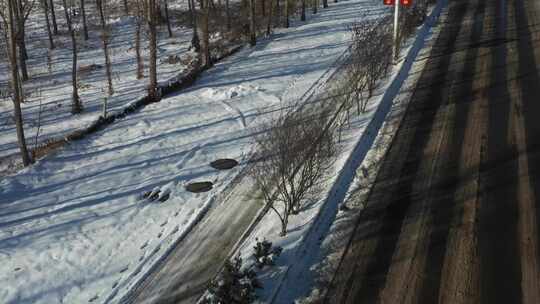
[0,1,194,166]
[0,0,382,303]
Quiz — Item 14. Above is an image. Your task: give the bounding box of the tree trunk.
[312,0,317,14]
[80,0,89,40]
[6,0,31,166]
[148,0,158,100]
[135,18,144,79]
[322,0,327,8]
[281,210,289,236]
[276,0,280,27]
[301,0,306,21]
[225,0,230,30]
[200,0,210,66]
[96,0,114,95]
[17,38,28,81]
[261,0,265,16]
[42,0,55,49]
[155,2,163,22]
[13,0,29,80]
[248,0,256,46]
[16,0,28,59]
[283,0,289,28]
[164,0,173,37]
[266,0,273,35]
[49,0,58,34]
[189,0,200,52]
[62,0,82,113]
[123,0,128,14]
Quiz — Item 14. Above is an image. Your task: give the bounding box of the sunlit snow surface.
[0,0,385,302]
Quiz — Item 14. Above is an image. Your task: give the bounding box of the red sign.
[383,0,395,5]
[400,0,412,6]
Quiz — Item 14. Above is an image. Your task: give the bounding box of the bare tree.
[266,0,273,35]
[48,0,57,34]
[335,17,392,115]
[224,0,230,30]
[252,109,335,236]
[96,0,113,95]
[199,0,210,66]
[300,0,305,21]
[41,0,55,49]
[248,0,255,46]
[13,0,33,80]
[146,0,158,99]
[351,17,392,100]
[80,0,89,40]
[163,0,172,37]
[134,0,144,79]
[188,0,200,51]
[1,0,31,166]
[283,0,288,28]
[61,0,83,113]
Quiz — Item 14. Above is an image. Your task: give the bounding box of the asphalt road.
[325,0,540,303]
[119,172,262,304]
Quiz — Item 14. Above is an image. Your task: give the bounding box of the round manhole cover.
[210,158,238,170]
[186,181,213,193]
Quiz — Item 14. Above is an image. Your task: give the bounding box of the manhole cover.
[210,158,238,170]
[186,181,213,193]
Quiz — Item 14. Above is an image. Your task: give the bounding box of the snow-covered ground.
[0,0,379,303]
[0,3,194,167]
[216,1,449,303]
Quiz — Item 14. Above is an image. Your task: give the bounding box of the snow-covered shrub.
[202,255,261,304]
[252,238,282,269]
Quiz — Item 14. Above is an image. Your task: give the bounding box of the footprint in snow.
[112,281,119,289]
[140,241,148,250]
[89,295,99,302]
[157,231,163,238]
[119,265,129,273]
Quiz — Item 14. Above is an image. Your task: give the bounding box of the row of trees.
[249,14,396,237]
[1,0,335,167]
[249,0,433,236]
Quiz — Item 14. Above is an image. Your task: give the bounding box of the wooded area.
[0,0,429,169]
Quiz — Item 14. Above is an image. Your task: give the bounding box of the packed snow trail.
[1,1,377,303]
